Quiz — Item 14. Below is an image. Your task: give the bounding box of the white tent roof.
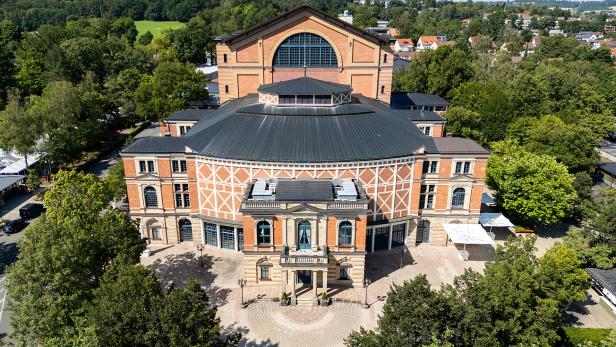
[479,212,514,228]
[0,175,24,191]
[481,192,496,206]
[443,224,495,245]
[0,153,40,174]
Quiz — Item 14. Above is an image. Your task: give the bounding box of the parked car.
[3,219,28,234]
[19,203,44,219]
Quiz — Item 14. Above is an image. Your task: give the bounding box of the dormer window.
[257,77,352,107]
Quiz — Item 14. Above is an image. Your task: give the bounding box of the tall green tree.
[134,61,207,121]
[7,170,145,345]
[487,139,576,224]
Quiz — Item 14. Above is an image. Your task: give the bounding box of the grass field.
[135,20,185,38]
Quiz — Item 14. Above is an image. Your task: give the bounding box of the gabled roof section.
[257,77,352,95]
[215,5,389,45]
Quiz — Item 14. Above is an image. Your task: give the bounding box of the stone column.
[312,270,318,298]
[388,225,393,250]
[371,228,376,253]
[291,270,297,306]
[322,270,328,294]
[216,224,222,248]
[282,270,288,293]
[233,227,238,251]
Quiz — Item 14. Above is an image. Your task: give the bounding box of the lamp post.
[197,244,204,267]
[363,278,371,309]
[238,278,247,308]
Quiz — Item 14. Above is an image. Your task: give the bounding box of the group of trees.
[346,237,592,346]
[6,170,238,346]
[0,16,207,167]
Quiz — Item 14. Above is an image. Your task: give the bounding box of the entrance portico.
[283,268,329,304]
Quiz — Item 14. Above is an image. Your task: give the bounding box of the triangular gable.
[215,5,388,46]
[286,203,325,214]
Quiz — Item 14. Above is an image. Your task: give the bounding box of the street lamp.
[197,244,204,267]
[363,278,372,309]
[238,278,247,308]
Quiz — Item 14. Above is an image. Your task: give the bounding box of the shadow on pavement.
[150,252,232,307]
[365,246,414,282]
[0,193,33,219]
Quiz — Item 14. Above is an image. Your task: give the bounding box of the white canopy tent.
[0,153,41,175]
[443,224,495,246]
[479,213,514,228]
[443,224,495,261]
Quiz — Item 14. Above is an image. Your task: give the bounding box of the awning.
[481,192,496,206]
[443,224,495,245]
[0,153,40,174]
[479,212,514,228]
[0,175,24,192]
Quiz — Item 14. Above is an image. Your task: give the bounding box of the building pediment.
[450,174,474,182]
[285,203,325,215]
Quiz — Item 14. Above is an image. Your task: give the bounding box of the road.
[0,149,121,342]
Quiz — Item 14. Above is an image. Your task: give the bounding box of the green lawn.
[135,20,185,38]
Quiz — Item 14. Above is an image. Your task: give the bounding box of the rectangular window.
[420,184,435,209]
[423,127,431,136]
[223,54,227,63]
[225,85,229,93]
[455,161,472,175]
[455,162,463,174]
[383,54,388,63]
[174,184,190,208]
[339,267,349,280]
[423,161,438,174]
[172,160,187,173]
[179,125,191,136]
[204,223,218,247]
[279,95,295,104]
[220,226,235,250]
[139,160,155,173]
[260,266,271,280]
[314,95,331,104]
[139,161,146,173]
[297,95,313,104]
[380,85,385,94]
[147,161,155,173]
[463,162,471,174]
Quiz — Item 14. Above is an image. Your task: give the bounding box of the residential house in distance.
[523,36,541,55]
[605,25,616,34]
[548,28,565,36]
[516,12,533,29]
[121,5,489,302]
[592,39,616,50]
[416,35,449,51]
[394,38,414,53]
[575,31,603,43]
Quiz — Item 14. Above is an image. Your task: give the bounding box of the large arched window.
[143,186,158,208]
[338,221,353,246]
[256,221,271,245]
[451,188,466,209]
[273,33,338,67]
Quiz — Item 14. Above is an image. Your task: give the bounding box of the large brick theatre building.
[121,5,489,296]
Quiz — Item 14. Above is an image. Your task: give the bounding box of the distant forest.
[512,0,616,12]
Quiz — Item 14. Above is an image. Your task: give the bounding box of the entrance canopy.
[443,224,494,245]
[479,213,514,228]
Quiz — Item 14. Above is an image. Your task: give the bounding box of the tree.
[138,31,154,46]
[0,94,39,164]
[442,106,487,144]
[6,170,145,345]
[537,244,590,309]
[345,275,456,347]
[110,18,138,44]
[487,139,576,224]
[583,188,616,248]
[507,115,600,173]
[86,260,161,346]
[105,160,126,209]
[153,279,240,346]
[25,169,40,192]
[134,61,208,121]
[562,227,615,269]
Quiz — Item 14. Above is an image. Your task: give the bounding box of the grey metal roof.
[586,268,616,296]
[257,77,352,95]
[0,175,24,192]
[274,180,334,201]
[167,109,211,122]
[122,136,188,154]
[597,162,616,177]
[407,93,449,107]
[426,137,489,155]
[122,80,485,162]
[182,94,428,163]
[409,110,445,122]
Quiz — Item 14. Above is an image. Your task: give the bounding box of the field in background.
[135,21,185,38]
